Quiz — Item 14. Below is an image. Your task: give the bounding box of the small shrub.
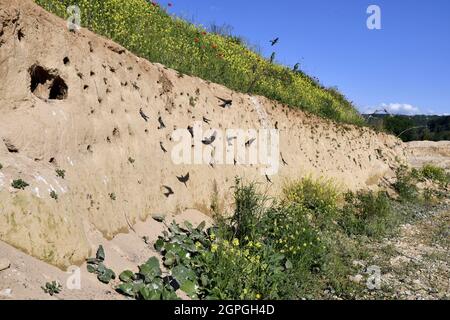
[0,163,3,170]
[109,193,116,201]
[420,164,449,184]
[86,246,117,285]
[50,190,58,200]
[146,180,328,300]
[55,169,65,179]
[393,166,419,201]
[283,177,339,226]
[230,178,267,241]
[11,179,29,190]
[340,191,395,237]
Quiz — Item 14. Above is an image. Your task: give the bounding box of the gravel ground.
[349,203,449,300]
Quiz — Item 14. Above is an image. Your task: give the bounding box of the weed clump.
[11,179,29,190]
[42,281,62,296]
[339,191,396,237]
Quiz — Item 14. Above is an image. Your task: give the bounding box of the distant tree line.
[364,115,450,142]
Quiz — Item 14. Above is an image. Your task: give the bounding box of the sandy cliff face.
[0,0,407,267]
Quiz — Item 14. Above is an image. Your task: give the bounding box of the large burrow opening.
[29,65,68,100]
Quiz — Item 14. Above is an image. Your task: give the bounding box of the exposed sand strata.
[0,0,407,267]
[406,141,450,171]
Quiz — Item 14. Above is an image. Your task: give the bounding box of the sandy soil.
[0,209,211,300]
[406,141,450,171]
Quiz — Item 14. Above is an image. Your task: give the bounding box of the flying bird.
[274,121,279,130]
[160,142,167,153]
[139,108,149,122]
[270,37,279,46]
[265,175,273,183]
[293,63,300,72]
[202,132,217,145]
[158,116,166,129]
[163,185,174,198]
[216,96,233,108]
[203,116,211,124]
[245,138,256,148]
[177,173,190,187]
[187,126,194,138]
[281,153,288,166]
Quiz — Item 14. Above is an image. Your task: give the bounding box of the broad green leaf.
[145,257,161,273]
[196,221,206,231]
[96,263,106,274]
[171,265,196,285]
[96,245,105,262]
[86,258,101,265]
[86,264,97,274]
[154,238,165,252]
[119,270,135,283]
[161,288,180,300]
[98,268,116,284]
[139,257,162,282]
[163,251,176,267]
[117,283,135,297]
[180,280,197,298]
[183,221,194,232]
[139,286,161,300]
[169,222,183,235]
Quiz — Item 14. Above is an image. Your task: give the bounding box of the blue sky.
[166,0,450,115]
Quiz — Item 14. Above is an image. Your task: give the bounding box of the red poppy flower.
[194,37,200,43]
[202,31,207,35]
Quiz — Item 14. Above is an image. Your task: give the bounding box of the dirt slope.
[0,0,407,267]
[406,141,450,171]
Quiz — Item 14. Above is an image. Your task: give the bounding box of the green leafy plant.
[11,179,29,190]
[116,257,179,300]
[42,281,62,296]
[339,191,396,237]
[393,166,419,202]
[283,177,340,227]
[86,245,116,284]
[420,164,449,185]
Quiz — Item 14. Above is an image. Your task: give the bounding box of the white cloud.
[365,103,421,115]
[382,103,420,115]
